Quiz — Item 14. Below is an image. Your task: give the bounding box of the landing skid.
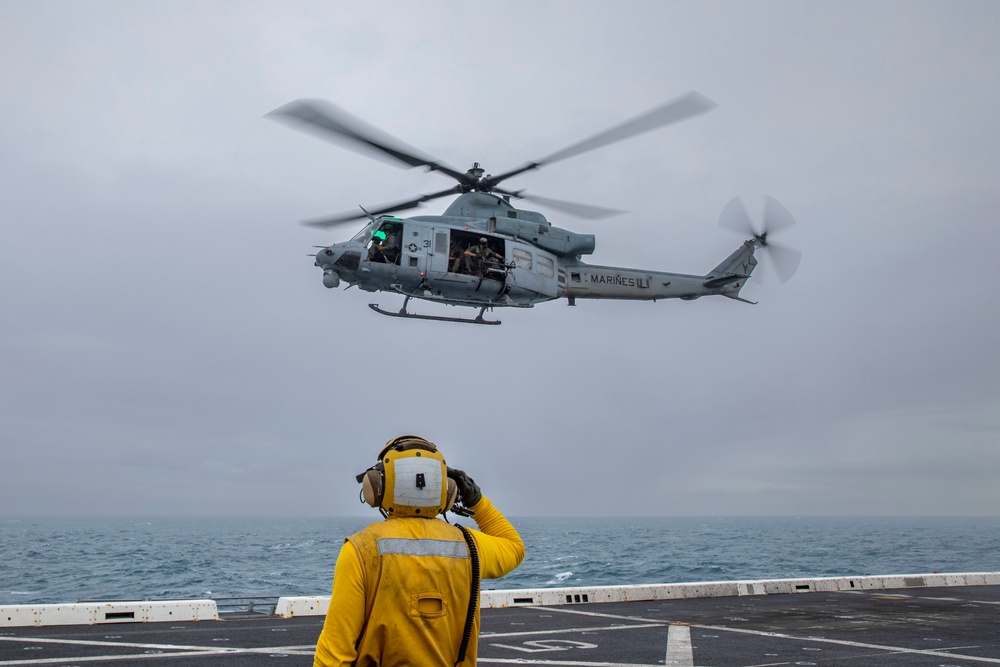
[369,297,501,325]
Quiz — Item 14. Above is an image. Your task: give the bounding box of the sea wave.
[2,516,999,605]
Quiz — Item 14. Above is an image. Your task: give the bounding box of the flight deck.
[3,578,999,666]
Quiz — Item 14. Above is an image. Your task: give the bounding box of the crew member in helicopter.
[313,435,524,666]
[366,233,388,263]
[449,239,465,274]
[381,226,401,264]
[452,237,505,277]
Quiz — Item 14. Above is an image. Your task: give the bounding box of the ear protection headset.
[356,435,458,517]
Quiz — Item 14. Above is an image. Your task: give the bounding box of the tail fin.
[703,240,757,302]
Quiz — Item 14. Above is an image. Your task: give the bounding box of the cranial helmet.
[356,435,458,517]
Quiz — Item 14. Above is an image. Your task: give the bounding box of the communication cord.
[455,524,480,665]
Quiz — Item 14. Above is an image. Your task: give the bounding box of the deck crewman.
[314,435,524,666]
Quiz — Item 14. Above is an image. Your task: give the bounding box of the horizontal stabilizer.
[703,274,748,289]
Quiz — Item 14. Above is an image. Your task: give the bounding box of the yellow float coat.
[314,497,524,666]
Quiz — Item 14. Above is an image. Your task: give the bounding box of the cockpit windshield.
[356,218,405,265]
[350,221,376,242]
[350,217,403,243]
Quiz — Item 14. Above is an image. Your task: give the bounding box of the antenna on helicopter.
[359,205,376,223]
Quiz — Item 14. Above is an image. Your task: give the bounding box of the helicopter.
[268,92,800,325]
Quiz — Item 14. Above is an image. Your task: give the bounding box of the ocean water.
[1,516,998,606]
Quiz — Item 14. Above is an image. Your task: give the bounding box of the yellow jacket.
[314,497,524,666]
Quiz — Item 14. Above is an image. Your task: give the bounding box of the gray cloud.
[2,1,999,517]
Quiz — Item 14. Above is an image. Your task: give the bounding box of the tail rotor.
[720,196,801,282]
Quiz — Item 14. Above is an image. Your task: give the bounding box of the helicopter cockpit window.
[351,222,376,243]
[376,221,402,242]
[512,248,532,271]
[366,220,403,265]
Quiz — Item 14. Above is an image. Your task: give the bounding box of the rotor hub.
[467,162,485,180]
[461,162,495,193]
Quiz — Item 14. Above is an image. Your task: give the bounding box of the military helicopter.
[268,92,800,325]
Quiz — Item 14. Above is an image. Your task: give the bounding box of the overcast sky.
[2,1,998,517]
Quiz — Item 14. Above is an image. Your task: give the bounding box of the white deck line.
[3,572,998,627]
[664,624,693,667]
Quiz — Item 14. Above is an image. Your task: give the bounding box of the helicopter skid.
[369,302,501,325]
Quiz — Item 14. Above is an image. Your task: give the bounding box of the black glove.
[447,468,482,508]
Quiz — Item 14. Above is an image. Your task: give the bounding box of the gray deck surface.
[2,585,999,665]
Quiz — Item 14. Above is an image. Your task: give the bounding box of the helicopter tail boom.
[562,239,760,302]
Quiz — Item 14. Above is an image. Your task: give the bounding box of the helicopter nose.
[315,248,341,288]
[315,247,338,269]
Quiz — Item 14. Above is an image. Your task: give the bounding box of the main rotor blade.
[539,91,717,165]
[719,196,757,236]
[267,99,467,182]
[302,186,461,229]
[486,91,716,188]
[764,241,802,283]
[495,189,626,220]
